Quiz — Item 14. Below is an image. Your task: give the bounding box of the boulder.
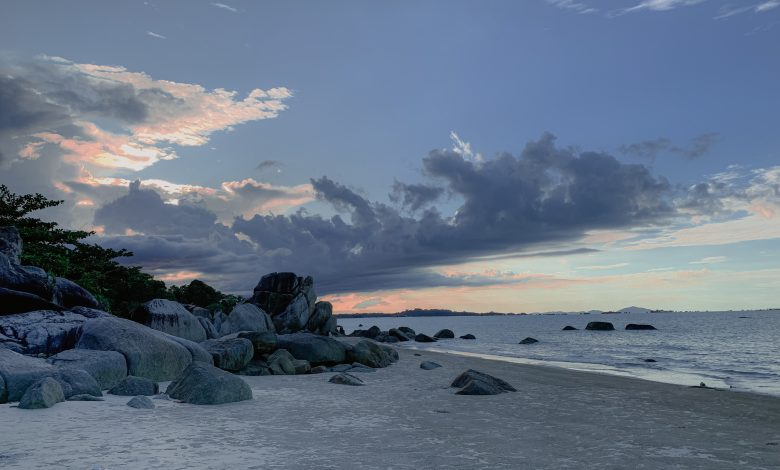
[166,362,252,405]
[347,363,376,373]
[519,337,539,345]
[48,349,127,390]
[0,287,62,315]
[0,347,58,402]
[0,253,55,303]
[451,369,516,395]
[128,299,207,342]
[76,316,193,381]
[562,326,578,331]
[292,359,311,374]
[272,293,312,333]
[434,329,455,339]
[267,349,296,375]
[460,334,476,340]
[200,337,253,372]
[310,365,328,374]
[374,332,400,344]
[109,376,159,396]
[0,309,104,355]
[388,328,411,341]
[305,301,333,334]
[198,317,219,339]
[237,360,272,376]
[189,306,212,319]
[250,272,316,320]
[414,333,437,343]
[347,340,396,368]
[398,326,416,336]
[330,364,352,373]
[55,367,102,398]
[163,334,213,365]
[626,324,657,330]
[0,226,23,263]
[320,317,338,336]
[218,303,275,336]
[420,361,442,370]
[18,377,64,409]
[52,277,99,309]
[126,395,155,409]
[585,321,615,331]
[238,331,278,356]
[67,394,104,401]
[329,373,364,386]
[276,333,347,365]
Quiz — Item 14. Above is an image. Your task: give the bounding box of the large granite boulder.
[109,376,159,396]
[0,287,62,315]
[163,334,213,365]
[76,316,193,381]
[18,377,65,409]
[451,369,517,395]
[200,337,253,371]
[249,272,317,334]
[0,254,55,303]
[347,340,397,368]
[55,367,102,398]
[237,331,278,356]
[0,309,109,355]
[276,333,347,366]
[52,277,100,309]
[166,362,253,405]
[218,303,275,336]
[272,293,311,334]
[414,333,437,343]
[0,348,99,402]
[128,299,207,342]
[267,349,296,375]
[585,321,615,331]
[389,328,411,341]
[48,349,127,390]
[434,329,455,339]
[198,317,219,339]
[305,301,334,334]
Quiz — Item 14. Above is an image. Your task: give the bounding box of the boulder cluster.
[349,326,476,343]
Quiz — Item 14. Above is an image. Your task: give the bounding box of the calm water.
[338,311,780,397]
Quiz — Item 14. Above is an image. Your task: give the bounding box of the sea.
[337,310,780,397]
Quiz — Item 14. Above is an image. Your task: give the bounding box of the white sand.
[1,347,779,469]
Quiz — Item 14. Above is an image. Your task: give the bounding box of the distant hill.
[334,308,518,319]
[618,306,652,314]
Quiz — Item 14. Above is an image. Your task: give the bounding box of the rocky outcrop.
[0,348,99,402]
[52,277,99,309]
[18,377,65,409]
[48,349,128,390]
[128,299,207,342]
[347,340,397,369]
[249,273,320,334]
[329,373,364,386]
[200,337,253,372]
[519,337,538,345]
[218,303,275,336]
[434,329,455,339]
[0,226,23,262]
[625,324,657,330]
[0,287,62,315]
[109,376,159,396]
[276,333,347,366]
[451,369,516,395]
[414,333,437,343]
[420,361,442,370]
[166,362,253,405]
[585,321,615,331]
[164,334,213,365]
[198,317,219,339]
[305,301,336,335]
[76,316,193,382]
[126,395,155,409]
[388,328,411,341]
[0,308,109,355]
[267,349,296,375]
[237,331,278,356]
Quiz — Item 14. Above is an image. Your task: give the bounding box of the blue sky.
[1,1,779,312]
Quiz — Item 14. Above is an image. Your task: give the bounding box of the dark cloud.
[620,133,719,162]
[255,160,281,172]
[619,138,671,161]
[389,181,444,212]
[672,133,719,159]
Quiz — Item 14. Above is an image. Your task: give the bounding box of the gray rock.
[562,326,578,331]
[219,303,275,336]
[250,272,305,315]
[460,334,476,339]
[48,349,128,390]
[0,309,96,355]
[389,328,411,341]
[0,347,59,402]
[451,369,517,395]
[374,332,400,343]
[626,323,657,330]
[310,365,329,374]
[585,321,615,331]
[276,332,347,365]
[0,226,23,263]
[166,361,252,405]
[519,337,539,345]
[330,364,352,373]
[76,316,193,381]
[237,331,278,356]
[273,293,311,333]
[320,317,338,336]
[347,363,376,373]
[52,277,99,309]
[420,361,442,370]
[347,340,395,368]
[0,287,62,315]
[200,337,253,371]
[329,373,364,386]
[55,367,102,398]
[292,359,311,374]
[109,376,159,396]
[126,395,155,409]
[305,301,333,334]
[198,317,219,339]
[163,334,213,364]
[398,326,416,336]
[267,349,296,375]
[128,299,207,342]
[18,377,64,409]
[414,333,437,343]
[190,307,212,320]
[237,360,272,376]
[0,251,56,304]
[67,393,105,401]
[434,329,455,339]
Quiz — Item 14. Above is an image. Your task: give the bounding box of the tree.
[168,279,242,313]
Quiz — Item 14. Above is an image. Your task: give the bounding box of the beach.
[2,346,778,470]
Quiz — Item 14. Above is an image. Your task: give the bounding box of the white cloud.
[211,2,237,13]
[146,31,167,39]
[545,0,598,14]
[576,262,629,271]
[690,256,727,264]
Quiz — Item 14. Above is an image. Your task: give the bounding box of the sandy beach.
[1,345,778,470]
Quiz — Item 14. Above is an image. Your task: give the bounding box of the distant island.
[334,306,657,318]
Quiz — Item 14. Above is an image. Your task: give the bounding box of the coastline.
[2,346,779,469]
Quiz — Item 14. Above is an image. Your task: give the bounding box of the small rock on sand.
[420,361,442,370]
[329,373,364,386]
[126,395,155,409]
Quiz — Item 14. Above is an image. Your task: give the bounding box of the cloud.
[211,2,238,13]
[690,256,727,264]
[146,31,167,39]
[619,133,718,162]
[389,181,444,212]
[717,1,780,18]
[576,262,629,271]
[617,0,707,15]
[255,160,281,172]
[545,0,598,14]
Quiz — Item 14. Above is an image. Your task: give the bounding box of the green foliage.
[168,280,242,313]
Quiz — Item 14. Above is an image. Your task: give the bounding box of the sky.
[1,0,779,313]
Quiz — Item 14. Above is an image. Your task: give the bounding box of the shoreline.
[2,346,779,469]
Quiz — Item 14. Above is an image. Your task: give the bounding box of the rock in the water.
[388,328,411,341]
[166,362,252,405]
[76,316,193,382]
[52,277,99,309]
[218,303,275,336]
[292,359,311,374]
[625,323,657,330]
[48,349,127,390]
[414,333,437,343]
[562,326,578,331]
[238,331,278,356]
[276,332,347,365]
[200,337,253,372]
[0,287,62,315]
[519,337,538,345]
[127,395,155,409]
[329,373,364,386]
[398,326,416,336]
[267,349,297,375]
[585,321,615,331]
[434,329,455,339]
[644,358,657,363]
[0,309,106,355]
[347,340,396,368]
[18,377,64,409]
[67,393,105,401]
[459,334,476,340]
[109,376,159,396]
[420,361,442,370]
[128,299,207,342]
[451,369,517,395]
